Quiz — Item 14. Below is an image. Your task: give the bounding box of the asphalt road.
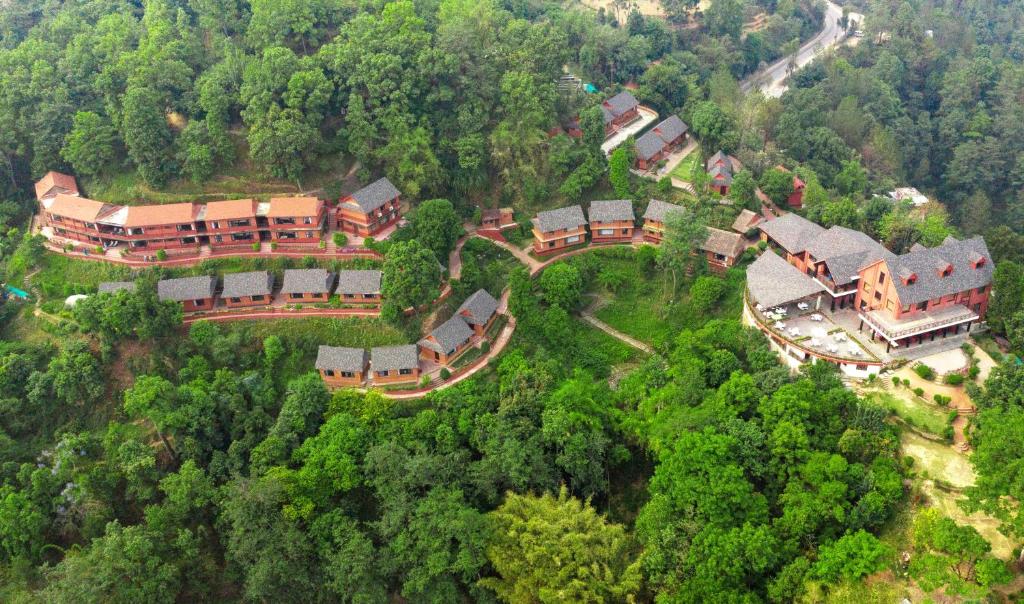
[741,0,846,98]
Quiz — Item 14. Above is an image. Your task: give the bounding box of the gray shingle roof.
[281,269,334,294]
[315,346,367,372]
[884,236,993,305]
[533,205,587,233]
[456,289,499,325]
[221,271,273,298]
[642,199,683,222]
[731,209,761,233]
[701,227,746,258]
[347,177,401,213]
[757,213,826,254]
[709,164,733,186]
[419,315,474,355]
[706,150,733,173]
[98,281,136,294]
[746,251,825,308]
[335,270,382,295]
[588,199,634,223]
[601,91,639,124]
[635,130,668,161]
[157,276,217,302]
[655,115,688,141]
[804,226,894,287]
[371,344,419,372]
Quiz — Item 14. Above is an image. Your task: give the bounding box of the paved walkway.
[601,106,659,155]
[581,311,652,354]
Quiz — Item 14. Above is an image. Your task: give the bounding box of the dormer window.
[941,266,952,278]
[904,275,916,285]
[973,257,986,269]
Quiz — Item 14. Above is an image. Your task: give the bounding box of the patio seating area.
[752,302,876,363]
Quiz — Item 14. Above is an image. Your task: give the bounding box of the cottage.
[98,281,136,295]
[641,199,683,243]
[601,91,640,136]
[337,177,402,236]
[221,271,274,308]
[281,269,335,302]
[203,199,259,248]
[266,197,325,244]
[157,275,217,312]
[418,315,475,365]
[731,209,763,236]
[34,171,79,202]
[706,151,741,195]
[316,346,368,387]
[700,227,747,271]
[481,208,515,230]
[370,345,421,384]
[455,289,500,336]
[334,270,382,305]
[588,200,635,244]
[634,115,688,171]
[531,205,588,254]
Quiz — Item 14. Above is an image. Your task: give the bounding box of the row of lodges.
[316,289,501,387]
[99,269,381,312]
[531,199,748,272]
[34,171,403,252]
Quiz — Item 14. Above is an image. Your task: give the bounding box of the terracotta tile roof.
[204,199,258,221]
[46,194,114,223]
[119,203,199,228]
[35,171,78,200]
[267,197,323,218]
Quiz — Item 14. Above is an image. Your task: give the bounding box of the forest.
[0,0,1023,602]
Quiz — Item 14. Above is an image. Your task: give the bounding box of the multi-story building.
[588,200,635,244]
[266,197,326,245]
[531,205,588,254]
[641,199,681,243]
[316,346,369,388]
[98,203,204,251]
[337,177,402,237]
[203,199,259,248]
[35,171,79,202]
[43,194,117,246]
[707,151,741,196]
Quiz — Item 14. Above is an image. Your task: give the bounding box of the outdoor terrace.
[747,296,880,365]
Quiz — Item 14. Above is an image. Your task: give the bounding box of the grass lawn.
[451,345,485,370]
[669,149,702,182]
[864,390,948,436]
[222,317,407,350]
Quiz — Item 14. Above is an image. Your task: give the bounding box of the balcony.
[860,304,978,343]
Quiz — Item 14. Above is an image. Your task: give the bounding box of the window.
[345,293,354,299]
[231,232,253,241]
[942,267,952,277]
[277,232,297,239]
[211,221,220,229]
[878,272,886,284]
[548,241,555,248]
[977,286,986,294]
[916,301,927,311]
[324,369,335,377]
[856,364,868,371]
[214,235,223,243]
[177,224,194,232]
[378,370,390,377]
[51,215,63,222]
[399,368,413,375]
[566,235,580,244]
[275,217,296,225]
[290,293,302,299]
[863,283,872,294]
[230,297,241,303]
[229,219,250,227]
[193,299,205,306]
[874,290,882,301]
[251,295,264,301]
[622,228,630,234]
[341,371,354,378]
[599,228,614,236]
[886,300,894,311]
[303,216,313,224]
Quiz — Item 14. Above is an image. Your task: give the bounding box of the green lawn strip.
[450,345,485,370]
[865,391,948,436]
[669,149,701,182]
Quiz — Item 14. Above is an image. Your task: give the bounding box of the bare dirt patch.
[902,430,975,489]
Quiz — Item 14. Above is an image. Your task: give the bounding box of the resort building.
[370,345,421,384]
[634,115,688,171]
[601,91,640,136]
[706,151,741,196]
[532,205,588,254]
[418,315,475,366]
[588,200,635,244]
[700,227,746,271]
[203,199,259,248]
[281,269,334,303]
[221,271,274,308]
[641,199,682,243]
[732,209,763,236]
[745,213,994,378]
[334,270,382,305]
[157,276,217,312]
[35,171,78,202]
[316,346,368,388]
[454,289,500,336]
[481,208,516,231]
[337,177,402,237]
[266,197,326,244]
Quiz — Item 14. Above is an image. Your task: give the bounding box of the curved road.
[741,0,846,98]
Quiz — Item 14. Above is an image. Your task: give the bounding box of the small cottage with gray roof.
[455,289,500,335]
[601,91,640,135]
[335,270,382,305]
[370,344,420,384]
[531,205,588,254]
[98,281,136,295]
[700,227,747,271]
[338,177,403,237]
[221,271,274,308]
[634,115,688,171]
[641,199,684,243]
[588,200,635,243]
[316,346,368,387]
[281,269,335,302]
[157,275,217,312]
[418,315,476,366]
[707,151,741,195]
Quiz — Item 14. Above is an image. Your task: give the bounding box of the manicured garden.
[668,148,702,182]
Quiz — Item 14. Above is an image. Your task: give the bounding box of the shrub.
[942,425,954,441]
[943,373,965,386]
[439,368,451,380]
[913,363,936,381]
[419,375,430,388]
[892,376,901,387]
[913,387,924,398]
[302,255,317,268]
[156,249,167,261]
[480,341,490,354]
[270,242,278,251]
[933,394,951,406]
[947,410,959,423]
[333,232,348,247]
[251,242,261,252]
[318,239,326,249]
[902,378,910,387]
[967,366,980,380]
[93,246,103,254]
